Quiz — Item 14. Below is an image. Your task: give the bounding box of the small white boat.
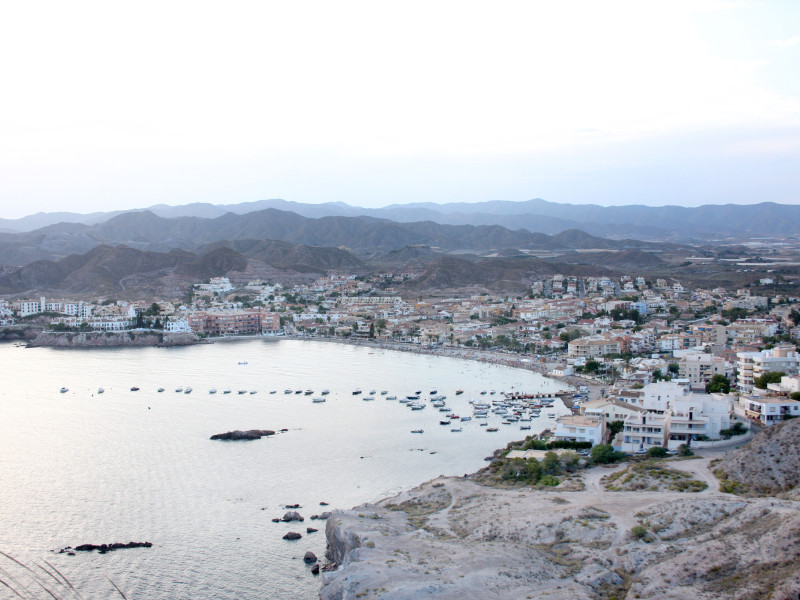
[223,389,231,394]
[184,387,192,394]
[269,390,277,394]
[369,389,376,395]
[238,361,248,365]
[209,388,217,394]
[97,388,104,394]
[60,387,68,393]
[362,396,375,401]
[249,390,257,395]
[157,388,165,393]
[386,395,397,400]
[284,389,293,394]
[410,429,424,434]
[451,427,462,432]
[321,389,330,395]
[312,397,326,403]
[380,390,388,395]
[175,387,183,393]
[238,390,247,395]
[352,389,362,395]
[304,390,313,395]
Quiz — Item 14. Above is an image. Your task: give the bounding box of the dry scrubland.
[321,421,800,600]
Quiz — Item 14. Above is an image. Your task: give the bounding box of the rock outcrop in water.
[59,541,153,554]
[210,429,275,440]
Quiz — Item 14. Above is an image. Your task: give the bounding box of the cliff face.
[320,457,800,600]
[28,330,198,348]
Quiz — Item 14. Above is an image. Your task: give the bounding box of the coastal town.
[4,270,799,455]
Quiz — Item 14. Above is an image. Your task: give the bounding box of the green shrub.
[647,447,668,458]
[630,525,648,540]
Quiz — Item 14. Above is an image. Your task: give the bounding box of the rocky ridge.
[320,453,800,600]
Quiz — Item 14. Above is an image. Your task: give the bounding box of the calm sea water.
[0,339,569,599]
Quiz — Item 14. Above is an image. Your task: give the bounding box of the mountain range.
[1,198,799,238]
[0,209,666,267]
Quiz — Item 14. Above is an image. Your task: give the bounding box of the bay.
[0,339,569,599]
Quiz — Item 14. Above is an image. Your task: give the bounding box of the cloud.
[770,35,800,47]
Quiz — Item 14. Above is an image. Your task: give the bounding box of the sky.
[1,0,799,219]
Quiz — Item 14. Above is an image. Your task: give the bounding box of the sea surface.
[0,339,570,599]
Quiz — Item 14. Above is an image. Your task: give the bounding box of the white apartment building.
[737,346,800,393]
[551,415,604,445]
[739,396,800,425]
[582,398,645,423]
[665,394,733,449]
[621,411,667,452]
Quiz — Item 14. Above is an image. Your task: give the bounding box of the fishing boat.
[440,420,451,425]
[304,390,313,395]
[238,361,248,365]
[130,386,140,392]
[175,387,183,393]
[386,395,397,400]
[223,389,232,394]
[184,387,192,394]
[321,389,330,395]
[238,390,247,395]
[455,390,464,395]
[352,389,362,395]
[97,388,104,394]
[380,390,388,395]
[487,427,499,432]
[451,427,462,432]
[284,389,293,394]
[249,390,257,395]
[410,429,424,434]
[157,388,165,393]
[312,397,326,403]
[362,396,375,401]
[209,388,217,394]
[60,387,68,393]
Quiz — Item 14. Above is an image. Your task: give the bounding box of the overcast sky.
[1,0,799,219]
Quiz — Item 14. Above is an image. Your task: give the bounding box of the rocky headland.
[28,330,198,348]
[321,424,800,600]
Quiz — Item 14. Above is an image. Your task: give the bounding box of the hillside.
[0,241,364,296]
[715,418,800,495]
[402,256,610,293]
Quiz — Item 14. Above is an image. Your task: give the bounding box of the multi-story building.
[621,411,667,452]
[739,396,800,425]
[737,346,800,393]
[551,415,604,445]
[678,352,729,388]
[188,310,281,336]
[665,394,733,449]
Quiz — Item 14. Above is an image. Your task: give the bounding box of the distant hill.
[0,240,365,296]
